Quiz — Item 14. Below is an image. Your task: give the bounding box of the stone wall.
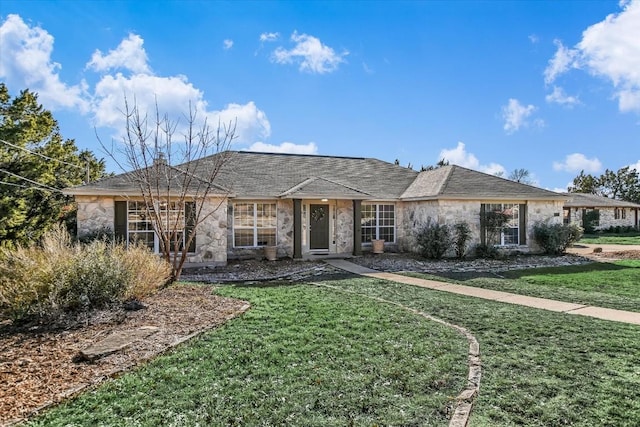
[336,200,354,254]
[398,199,564,255]
[76,196,228,264]
[565,207,637,231]
[527,200,564,251]
[188,198,228,264]
[278,200,294,258]
[76,196,115,238]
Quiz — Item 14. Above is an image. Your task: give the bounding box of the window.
[125,200,193,252]
[483,203,520,246]
[582,208,600,231]
[233,202,277,247]
[614,208,626,220]
[127,201,155,250]
[361,204,395,243]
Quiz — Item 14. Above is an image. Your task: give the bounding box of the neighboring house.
[64,151,567,264]
[562,192,640,231]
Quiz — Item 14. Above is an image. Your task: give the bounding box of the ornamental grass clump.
[0,226,170,323]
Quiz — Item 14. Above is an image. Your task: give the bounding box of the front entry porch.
[292,199,362,259]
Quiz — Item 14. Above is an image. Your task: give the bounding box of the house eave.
[64,188,235,198]
[400,195,568,202]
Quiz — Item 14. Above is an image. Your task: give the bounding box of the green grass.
[408,260,640,312]
[579,232,640,245]
[27,269,640,427]
[28,283,468,427]
[322,276,640,427]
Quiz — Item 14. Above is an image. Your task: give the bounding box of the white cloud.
[544,39,579,85]
[501,98,541,133]
[544,1,640,113]
[362,62,374,74]
[0,14,88,111]
[86,33,150,74]
[545,86,580,106]
[247,141,318,155]
[550,185,571,193]
[259,32,280,42]
[271,31,348,74]
[529,34,539,44]
[628,160,640,171]
[91,73,270,145]
[438,142,506,176]
[223,39,234,50]
[211,102,271,145]
[553,153,602,173]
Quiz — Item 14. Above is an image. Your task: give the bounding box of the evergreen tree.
[0,84,106,245]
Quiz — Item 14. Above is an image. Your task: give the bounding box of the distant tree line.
[568,167,639,204]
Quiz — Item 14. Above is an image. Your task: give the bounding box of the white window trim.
[126,200,189,253]
[361,203,396,244]
[486,203,520,246]
[232,202,277,248]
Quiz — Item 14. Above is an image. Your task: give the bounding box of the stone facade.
[336,200,354,254]
[76,195,566,264]
[565,207,638,231]
[396,199,564,255]
[76,196,115,238]
[188,198,228,264]
[76,196,228,264]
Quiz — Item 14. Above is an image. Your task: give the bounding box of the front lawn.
[325,276,640,426]
[579,232,640,245]
[27,271,640,427]
[28,283,468,427]
[409,260,640,312]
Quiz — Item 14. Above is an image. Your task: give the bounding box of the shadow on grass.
[501,260,638,280]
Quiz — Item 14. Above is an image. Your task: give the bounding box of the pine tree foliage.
[0,84,106,245]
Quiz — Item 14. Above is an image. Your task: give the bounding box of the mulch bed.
[0,285,249,426]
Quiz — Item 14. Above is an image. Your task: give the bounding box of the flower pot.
[264,245,277,261]
[371,239,385,254]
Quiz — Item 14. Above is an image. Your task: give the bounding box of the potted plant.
[371,239,385,254]
[264,245,277,261]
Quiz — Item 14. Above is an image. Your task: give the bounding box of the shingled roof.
[65,151,566,201]
[401,165,565,200]
[65,151,418,199]
[562,193,640,208]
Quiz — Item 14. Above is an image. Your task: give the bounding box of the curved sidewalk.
[325,259,640,326]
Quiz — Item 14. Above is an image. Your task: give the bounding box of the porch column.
[353,200,362,256]
[293,199,302,259]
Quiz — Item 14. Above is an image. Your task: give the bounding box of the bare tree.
[101,98,237,281]
[508,168,532,184]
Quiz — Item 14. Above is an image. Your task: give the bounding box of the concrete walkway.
[325,259,640,326]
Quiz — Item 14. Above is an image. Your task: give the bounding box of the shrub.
[416,222,452,259]
[452,222,472,259]
[474,243,502,259]
[532,222,583,255]
[76,226,116,244]
[0,226,170,323]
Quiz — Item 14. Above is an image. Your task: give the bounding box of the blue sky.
[1,0,639,191]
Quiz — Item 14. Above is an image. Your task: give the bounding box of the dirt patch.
[591,250,640,260]
[0,285,248,426]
